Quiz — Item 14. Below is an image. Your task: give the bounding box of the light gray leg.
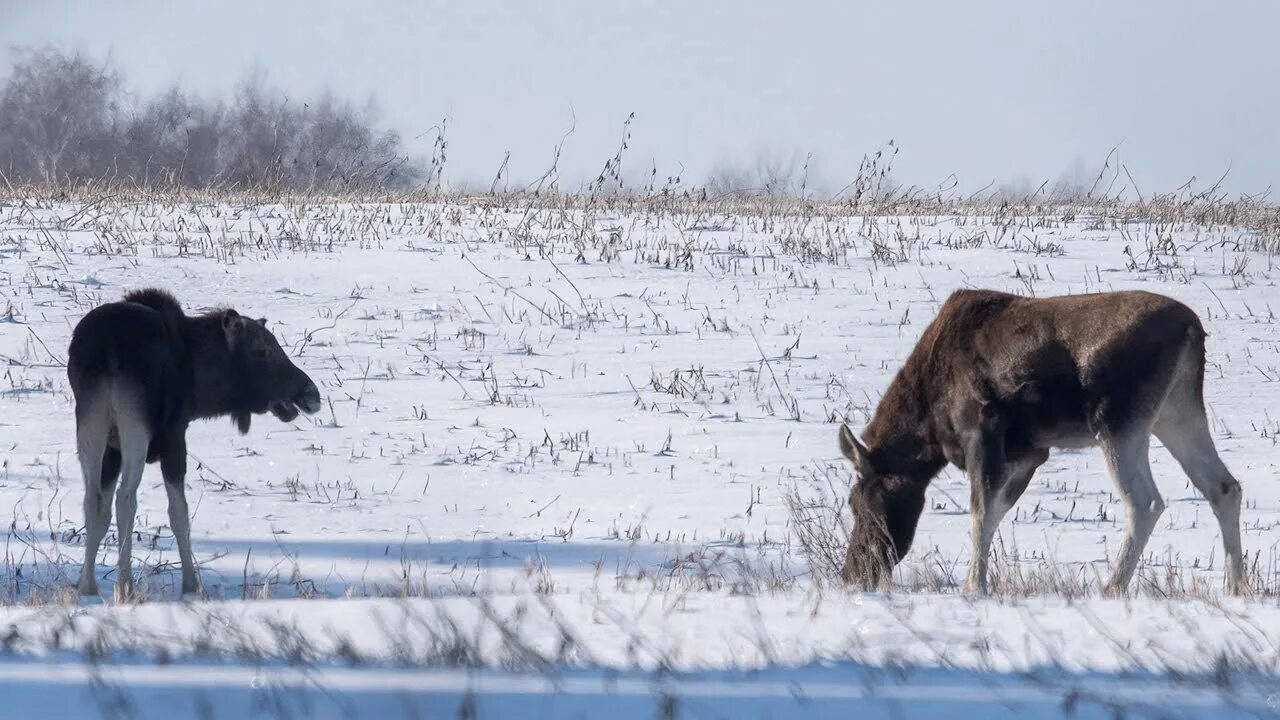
[1155,411,1247,595]
[964,475,999,595]
[161,440,200,596]
[112,408,150,603]
[964,449,1048,594]
[81,447,121,597]
[76,398,113,598]
[1100,430,1164,597]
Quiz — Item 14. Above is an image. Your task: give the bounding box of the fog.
[4,0,1277,195]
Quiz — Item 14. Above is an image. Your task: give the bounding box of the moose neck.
[184,314,242,419]
[862,363,948,483]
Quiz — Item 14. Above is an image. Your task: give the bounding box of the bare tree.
[704,150,817,198]
[218,68,297,190]
[0,47,121,183]
[292,92,420,190]
[117,86,227,187]
[0,47,423,192]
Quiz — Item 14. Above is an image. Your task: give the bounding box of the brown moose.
[838,289,1247,597]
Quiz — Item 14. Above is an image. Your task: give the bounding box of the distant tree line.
[0,47,424,191]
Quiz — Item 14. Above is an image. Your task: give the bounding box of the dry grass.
[784,473,1280,601]
[5,141,1280,259]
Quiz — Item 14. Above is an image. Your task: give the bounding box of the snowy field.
[1,196,1279,718]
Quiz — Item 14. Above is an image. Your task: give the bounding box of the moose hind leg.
[81,446,122,596]
[111,406,150,603]
[76,399,116,597]
[1154,408,1247,595]
[160,439,200,597]
[1100,429,1164,597]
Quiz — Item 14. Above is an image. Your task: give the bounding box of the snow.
[1,659,1274,720]
[1,198,1279,718]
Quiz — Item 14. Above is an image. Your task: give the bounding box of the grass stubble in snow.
[1,191,1279,717]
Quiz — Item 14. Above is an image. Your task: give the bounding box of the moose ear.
[838,424,875,477]
[222,309,243,347]
[256,317,268,327]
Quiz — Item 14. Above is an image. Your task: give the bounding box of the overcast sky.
[3,0,1277,195]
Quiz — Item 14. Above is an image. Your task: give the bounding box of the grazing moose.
[837,289,1248,597]
[68,289,322,601]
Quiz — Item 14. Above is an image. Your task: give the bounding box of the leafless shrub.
[783,467,852,586]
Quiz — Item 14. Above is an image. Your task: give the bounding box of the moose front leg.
[160,437,201,598]
[964,447,1049,594]
[963,404,1048,594]
[964,439,1002,594]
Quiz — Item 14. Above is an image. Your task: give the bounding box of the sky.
[2,0,1277,196]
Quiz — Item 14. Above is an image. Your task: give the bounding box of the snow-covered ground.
[2,197,1279,718]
